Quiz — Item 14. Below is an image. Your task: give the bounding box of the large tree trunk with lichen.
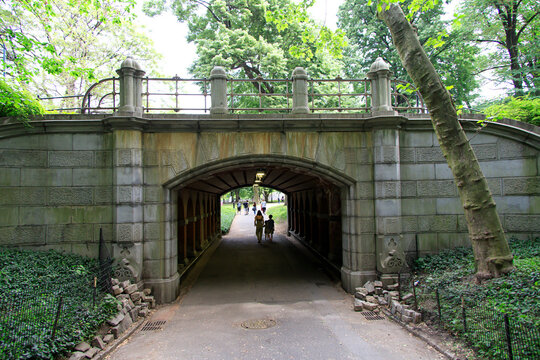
[379,3,514,279]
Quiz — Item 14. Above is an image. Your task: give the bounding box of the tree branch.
[517,10,540,40]
[475,38,506,46]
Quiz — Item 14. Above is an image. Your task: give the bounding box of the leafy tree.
[260,187,275,202]
[143,0,346,107]
[238,186,254,200]
[338,0,481,106]
[457,0,540,95]
[376,0,514,279]
[0,0,160,110]
[0,78,43,120]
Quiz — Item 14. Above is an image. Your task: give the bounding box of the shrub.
[0,79,44,121]
[0,248,118,359]
[484,96,540,126]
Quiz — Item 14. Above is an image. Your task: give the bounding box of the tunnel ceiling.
[180,164,335,195]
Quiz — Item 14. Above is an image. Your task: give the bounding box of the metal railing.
[309,78,371,113]
[42,75,427,114]
[228,77,292,113]
[142,77,211,113]
[391,79,427,113]
[81,77,119,114]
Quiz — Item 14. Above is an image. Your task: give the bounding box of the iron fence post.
[51,296,63,340]
[412,279,418,311]
[435,288,442,321]
[93,276,97,308]
[461,295,467,333]
[504,314,514,360]
[397,272,402,301]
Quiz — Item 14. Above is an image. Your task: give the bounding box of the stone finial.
[120,56,142,71]
[292,67,309,114]
[210,66,228,79]
[369,57,391,73]
[210,66,228,114]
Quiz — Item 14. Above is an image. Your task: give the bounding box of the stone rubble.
[68,278,156,360]
[353,280,422,325]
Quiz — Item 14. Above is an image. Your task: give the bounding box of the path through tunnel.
[172,156,350,278]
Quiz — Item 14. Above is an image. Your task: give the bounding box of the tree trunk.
[496,3,524,94]
[379,3,514,279]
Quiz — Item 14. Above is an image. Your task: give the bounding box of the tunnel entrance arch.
[165,154,360,292]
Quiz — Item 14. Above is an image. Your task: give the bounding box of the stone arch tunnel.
[170,155,350,273]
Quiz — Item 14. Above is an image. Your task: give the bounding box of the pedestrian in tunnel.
[237,200,242,214]
[254,210,264,243]
[243,200,249,215]
[264,214,274,242]
[261,200,267,214]
[252,202,257,215]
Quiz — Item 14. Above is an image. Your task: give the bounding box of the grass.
[266,204,287,223]
[220,203,237,233]
[410,237,540,359]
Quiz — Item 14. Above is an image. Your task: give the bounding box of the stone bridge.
[1,59,539,303]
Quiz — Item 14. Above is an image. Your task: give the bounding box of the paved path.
[107,210,444,360]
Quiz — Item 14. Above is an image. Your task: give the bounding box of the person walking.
[243,200,249,215]
[261,200,267,214]
[254,210,264,243]
[237,200,242,214]
[252,202,257,215]
[264,214,275,242]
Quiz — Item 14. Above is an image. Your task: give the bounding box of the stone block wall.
[0,133,114,257]
[399,129,540,258]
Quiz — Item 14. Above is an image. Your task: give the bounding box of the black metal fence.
[0,230,114,360]
[410,282,540,360]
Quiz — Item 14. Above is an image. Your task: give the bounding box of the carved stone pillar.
[292,67,309,114]
[116,57,145,116]
[210,66,228,114]
[367,57,397,116]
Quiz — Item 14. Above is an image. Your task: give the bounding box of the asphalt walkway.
[106,207,444,360]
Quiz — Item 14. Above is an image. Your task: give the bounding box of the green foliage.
[1,0,159,108]
[412,236,540,329]
[456,0,540,95]
[238,187,254,200]
[145,0,344,112]
[266,204,287,223]
[0,79,43,121]
[483,96,540,126]
[410,238,540,358]
[338,0,480,106]
[220,204,236,233]
[0,248,119,359]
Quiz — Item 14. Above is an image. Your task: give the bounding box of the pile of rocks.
[353,280,422,324]
[68,279,156,360]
